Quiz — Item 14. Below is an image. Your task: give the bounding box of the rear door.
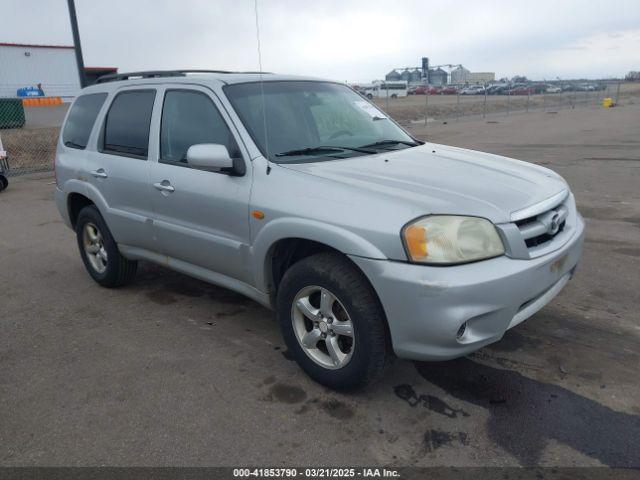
[148,86,252,283]
[85,88,156,248]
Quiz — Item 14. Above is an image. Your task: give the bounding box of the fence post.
[543,91,546,112]
[483,86,487,118]
[385,86,389,112]
[526,90,530,112]
[456,90,460,122]
[507,86,511,116]
[424,87,429,127]
[615,81,621,105]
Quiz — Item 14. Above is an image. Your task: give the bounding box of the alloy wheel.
[291,285,355,369]
[82,222,108,274]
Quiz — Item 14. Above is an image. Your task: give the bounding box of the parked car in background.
[529,83,547,94]
[575,83,597,92]
[409,85,428,95]
[510,86,533,95]
[545,85,562,94]
[487,84,509,95]
[427,86,441,95]
[460,85,485,95]
[55,70,584,391]
[440,86,458,95]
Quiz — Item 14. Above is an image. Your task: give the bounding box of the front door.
[148,87,252,283]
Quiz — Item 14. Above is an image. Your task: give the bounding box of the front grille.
[523,220,565,247]
[516,203,569,250]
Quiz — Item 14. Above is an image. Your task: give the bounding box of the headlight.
[402,215,505,264]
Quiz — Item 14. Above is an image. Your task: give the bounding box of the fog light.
[456,322,467,340]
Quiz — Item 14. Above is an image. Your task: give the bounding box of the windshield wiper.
[275,145,375,157]
[358,139,422,149]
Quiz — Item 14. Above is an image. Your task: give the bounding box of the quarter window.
[103,90,156,158]
[62,93,107,149]
[160,90,241,166]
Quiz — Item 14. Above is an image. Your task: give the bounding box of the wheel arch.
[252,218,387,296]
[64,182,110,229]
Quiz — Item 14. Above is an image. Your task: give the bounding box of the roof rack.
[96,69,271,84]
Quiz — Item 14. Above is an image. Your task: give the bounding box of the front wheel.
[277,252,391,391]
[76,205,137,287]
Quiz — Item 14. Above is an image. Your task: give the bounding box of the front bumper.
[350,214,584,361]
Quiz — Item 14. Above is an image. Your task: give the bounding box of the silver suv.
[55,70,584,390]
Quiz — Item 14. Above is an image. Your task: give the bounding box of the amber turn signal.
[252,210,265,220]
[404,224,427,259]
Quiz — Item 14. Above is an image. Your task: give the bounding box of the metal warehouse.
[0,43,81,99]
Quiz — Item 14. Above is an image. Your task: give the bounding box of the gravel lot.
[1,104,639,468]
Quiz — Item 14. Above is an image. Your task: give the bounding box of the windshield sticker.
[354,100,387,119]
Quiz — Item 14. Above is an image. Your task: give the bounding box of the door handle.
[91,168,108,179]
[153,181,175,193]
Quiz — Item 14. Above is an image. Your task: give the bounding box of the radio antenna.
[254,0,271,171]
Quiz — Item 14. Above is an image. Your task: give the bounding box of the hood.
[280,143,567,224]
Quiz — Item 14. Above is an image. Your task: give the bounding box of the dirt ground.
[0,103,639,469]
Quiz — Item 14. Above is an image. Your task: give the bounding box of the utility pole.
[67,0,86,88]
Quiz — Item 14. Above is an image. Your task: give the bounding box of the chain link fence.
[0,97,67,177]
[0,81,638,177]
[372,80,637,129]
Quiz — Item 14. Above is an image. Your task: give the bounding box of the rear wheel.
[277,252,391,391]
[76,205,137,287]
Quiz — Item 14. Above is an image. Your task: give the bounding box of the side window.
[62,93,107,149]
[160,90,241,166]
[103,90,156,158]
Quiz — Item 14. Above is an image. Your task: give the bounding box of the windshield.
[224,81,417,163]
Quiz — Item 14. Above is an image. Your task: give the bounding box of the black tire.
[75,205,137,287]
[277,252,391,391]
[0,175,7,191]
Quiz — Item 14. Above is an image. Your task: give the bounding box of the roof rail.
[96,70,184,83]
[96,69,271,84]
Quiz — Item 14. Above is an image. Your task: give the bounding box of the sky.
[2,0,639,82]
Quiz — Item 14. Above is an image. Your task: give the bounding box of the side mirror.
[186,144,234,171]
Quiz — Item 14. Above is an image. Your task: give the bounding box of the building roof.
[0,42,75,49]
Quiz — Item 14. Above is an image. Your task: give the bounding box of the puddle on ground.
[413,358,640,467]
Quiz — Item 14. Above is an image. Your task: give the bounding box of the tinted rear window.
[103,90,156,158]
[62,93,108,149]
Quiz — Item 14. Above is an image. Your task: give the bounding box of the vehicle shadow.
[413,358,640,467]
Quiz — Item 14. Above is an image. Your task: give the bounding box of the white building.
[450,66,495,85]
[0,43,81,99]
